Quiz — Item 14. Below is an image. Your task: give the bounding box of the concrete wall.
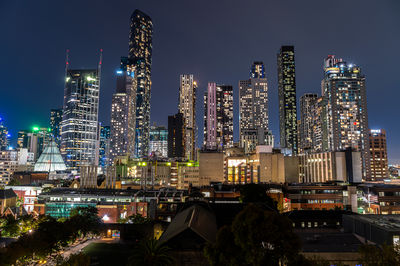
[284,156,299,183]
[199,152,224,184]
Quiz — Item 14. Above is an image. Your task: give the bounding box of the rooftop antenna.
[98,48,103,75]
[65,49,70,77]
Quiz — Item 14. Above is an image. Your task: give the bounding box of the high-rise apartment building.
[168,113,185,159]
[278,45,298,155]
[149,125,168,158]
[299,93,318,153]
[129,10,153,158]
[50,108,63,146]
[109,64,136,164]
[239,62,269,153]
[60,68,100,170]
[369,129,389,180]
[179,74,197,160]
[203,83,233,150]
[321,55,370,179]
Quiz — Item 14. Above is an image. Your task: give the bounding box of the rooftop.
[347,214,400,231]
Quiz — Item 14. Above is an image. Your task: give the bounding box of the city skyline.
[1,1,399,163]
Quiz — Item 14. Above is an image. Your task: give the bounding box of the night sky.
[1,0,399,163]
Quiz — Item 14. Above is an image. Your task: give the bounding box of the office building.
[99,125,110,172]
[299,93,318,153]
[109,65,136,164]
[50,108,63,146]
[179,74,197,160]
[321,55,370,179]
[129,10,153,158]
[203,83,233,150]
[278,46,298,155]
[298,150,362,183]
[239,62,269,153]
[168,113,185,159]
[0,117,9,151]
[369,129,389,180]
[149,125,168,158]
[26,127,52,161]
[60,68,100,170]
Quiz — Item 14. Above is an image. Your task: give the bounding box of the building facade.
[203,83,233,150]
[369,129,389,180]
[239,62,269,153]
[149,125,168,158]
[60,68,100,170]
[321,55,370,179]
[0,117,9,151]
[109,65,136,164]
[99,125,110,172]
[168,113,185,159]
[50,108,63,147]
[298,150,362,183]
[299,93,318,154]
[129,10,153,158]
[278,46,298,155]
[179,74,197,160]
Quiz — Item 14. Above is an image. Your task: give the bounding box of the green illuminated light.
[32,126,39,132]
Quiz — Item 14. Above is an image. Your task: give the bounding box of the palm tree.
[128,238,174,266]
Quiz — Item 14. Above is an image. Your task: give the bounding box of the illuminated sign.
[325,67,339,74]
[370,129,381,134]
[227,159,246,167]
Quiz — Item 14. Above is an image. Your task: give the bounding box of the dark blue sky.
[0,0,399,163]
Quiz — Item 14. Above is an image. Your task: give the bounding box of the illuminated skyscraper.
[278,46,298,155]
[168,113,184,159]
[109,62,136,164]
[369,129,389,180]
[60,68,100,170]
[0,117,9,151]
[179,74,197,160]
[321,55,370,179]
[203,83,233,150]
[99,125,110,172]
[50,108,63,146]
[239,62,270,153]
[129,9,153,158]
[299,93,318,153]
[149,125,168,158]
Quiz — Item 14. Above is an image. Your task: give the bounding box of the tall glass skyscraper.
[203,83,233,150]
[50,108,63,146]
[239,62,271,153]
[179,74,197,160]
[129,9,153,158]
[278,45,298,155]
[321,55,370,179]
[60,69,100,170]
[0,117,9,151]
[109,60,136,164]
[99,124,110,172]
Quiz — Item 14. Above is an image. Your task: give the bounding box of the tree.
[128,238,174,266]
[239,184,277,211]
[205,204,304,266]
[128,213,151,224]
[68,206,102,237]
[359,244,400,266]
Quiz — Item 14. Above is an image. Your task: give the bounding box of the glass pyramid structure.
[34,140,67,172]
